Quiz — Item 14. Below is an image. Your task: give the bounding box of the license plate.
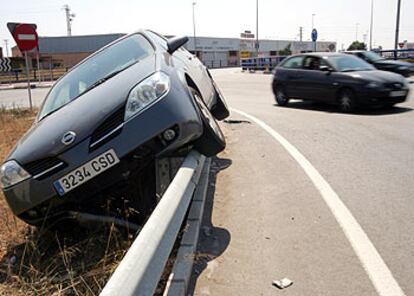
[53,149,119,196]
[390,90,407,97]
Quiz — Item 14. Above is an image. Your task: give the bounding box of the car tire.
[190,88,226,157]
[338,89,356,113]
[210,84,230,121]
[383,103,395,109]
[275,86,289,106]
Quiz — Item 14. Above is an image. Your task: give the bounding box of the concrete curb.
[164,158,211,296]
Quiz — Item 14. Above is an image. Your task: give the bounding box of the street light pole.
[394,0,402,60]
[192,2,197,55]
[355,23,359,41]
[256,0,259,57]
[312,13,315,30]
[369,0,374,50]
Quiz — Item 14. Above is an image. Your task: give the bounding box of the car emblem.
[62,131,76,145]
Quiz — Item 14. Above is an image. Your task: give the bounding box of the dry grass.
[0,108,135,295]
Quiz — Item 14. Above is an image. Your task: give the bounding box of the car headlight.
[0,160,31,189]
[366,81,381,88]
[124,72,170,121]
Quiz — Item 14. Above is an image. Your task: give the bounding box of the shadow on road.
[274,100,413,116]
[187,156,232,295]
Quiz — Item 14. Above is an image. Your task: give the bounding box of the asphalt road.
[192,69,414,296]
[0,87,50,109]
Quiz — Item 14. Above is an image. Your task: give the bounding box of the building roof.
[38,33,126,54]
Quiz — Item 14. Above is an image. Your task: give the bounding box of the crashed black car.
[344,50,414,77]
[0,30,229,226]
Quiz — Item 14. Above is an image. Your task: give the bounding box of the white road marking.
[230,108,406,296]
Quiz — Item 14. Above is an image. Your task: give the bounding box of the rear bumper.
[3,84,203,220]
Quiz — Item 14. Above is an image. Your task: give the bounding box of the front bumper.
[3,84,203,220]
[357,87,410,106]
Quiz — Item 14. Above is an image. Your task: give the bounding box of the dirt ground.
[0,109,135,295]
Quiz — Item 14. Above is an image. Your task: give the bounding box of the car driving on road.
[272,53,410,112]
[0,30,229,226]
[344,50,414,77]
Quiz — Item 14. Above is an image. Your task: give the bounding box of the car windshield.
[362,51,385,62]
[38,34,154,120]
[328,55,375,72]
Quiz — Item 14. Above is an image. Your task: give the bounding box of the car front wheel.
[338,89,356,112]
[191,88,226,157]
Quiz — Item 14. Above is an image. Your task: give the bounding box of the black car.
[0,30,229,226]
[272,53,410,112]
[345,50,414,77]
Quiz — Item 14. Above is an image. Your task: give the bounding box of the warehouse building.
[11,33,336,69]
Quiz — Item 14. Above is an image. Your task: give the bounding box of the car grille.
[24,157,67,180]
[384,82,404,90]
[89,106,125,151]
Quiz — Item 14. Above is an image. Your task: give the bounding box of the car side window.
[303,57,320,70]
[281,56,304,69]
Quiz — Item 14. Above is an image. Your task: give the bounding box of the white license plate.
[53,149,119,196]
[390,90,407,97]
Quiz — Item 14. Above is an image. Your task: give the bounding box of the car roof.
[343,50,366,53]
[290,52,347,59]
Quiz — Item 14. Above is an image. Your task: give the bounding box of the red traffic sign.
[7,22,38,52]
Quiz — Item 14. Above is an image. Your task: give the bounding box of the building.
[12,33,125,69]
[186,36,336,67]
[11,33,336,69]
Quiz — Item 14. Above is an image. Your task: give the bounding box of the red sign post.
[7,23,39,110]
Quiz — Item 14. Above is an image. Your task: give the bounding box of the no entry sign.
[7,22,38,52]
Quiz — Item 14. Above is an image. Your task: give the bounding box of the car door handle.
[188,56,193,60]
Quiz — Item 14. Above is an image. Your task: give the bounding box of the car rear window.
[39,34,154,121]
[280,56,304,69]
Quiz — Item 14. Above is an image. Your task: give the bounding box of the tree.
[278,44,292,56]
[347,41,367,51]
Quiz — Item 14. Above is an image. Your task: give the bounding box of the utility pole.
[255,0,259,57]
[394,0,402,60]
[355,23,359,41]
[192,2,197,55]
[299,26,303,42]
[63,4,75,36]
[369,0,374,50]
[3,39,9,57]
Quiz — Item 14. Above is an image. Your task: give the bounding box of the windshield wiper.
[80,68,124,95]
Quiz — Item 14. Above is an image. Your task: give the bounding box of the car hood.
[343,70,406,84]
[374,59,412,67]
[7,55,156,165]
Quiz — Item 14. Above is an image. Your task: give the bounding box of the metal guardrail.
[240,55,288,71]
[100,150,206,296]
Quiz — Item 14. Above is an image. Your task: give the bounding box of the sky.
[1,0,413,56]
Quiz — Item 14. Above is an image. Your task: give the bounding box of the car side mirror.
[167,36,189,54]
[320,65,333,72]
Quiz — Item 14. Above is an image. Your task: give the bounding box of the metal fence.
[376,49,414,61]
[0,68,68,84]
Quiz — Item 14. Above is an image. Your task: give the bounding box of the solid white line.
[230,108,406,296]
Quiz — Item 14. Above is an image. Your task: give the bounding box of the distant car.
[344,50,414,77]
[0,30,229,226]
[272,53,410,112]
